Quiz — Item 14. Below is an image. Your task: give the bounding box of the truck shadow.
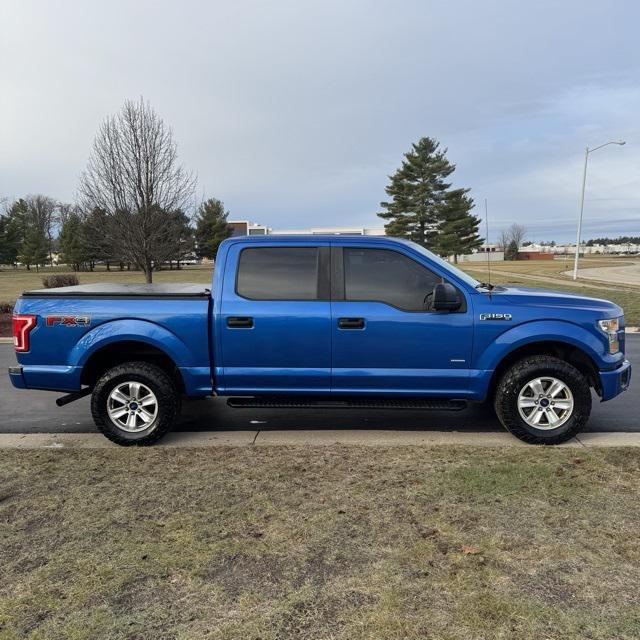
[176,397,504,433]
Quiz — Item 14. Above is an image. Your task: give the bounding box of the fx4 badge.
[46,315,91,327]
[480,313,512,321]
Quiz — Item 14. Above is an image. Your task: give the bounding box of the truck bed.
[22,282,210,298]
[13,282,213,395]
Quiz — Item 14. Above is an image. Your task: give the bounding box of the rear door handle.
[227,316,254,328]
[338,317,365,329]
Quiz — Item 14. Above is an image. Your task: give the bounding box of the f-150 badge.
[45,315,91,327]
[479,313,512,321]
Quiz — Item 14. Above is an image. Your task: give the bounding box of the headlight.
[598,317,621,354]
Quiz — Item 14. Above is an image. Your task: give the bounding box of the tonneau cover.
[22,282,210,298]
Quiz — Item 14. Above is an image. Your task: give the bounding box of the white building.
[228,221,385,236]
[272,226,385,236]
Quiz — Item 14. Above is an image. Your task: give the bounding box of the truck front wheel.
[494,355,591,445]
[91,361,180,446]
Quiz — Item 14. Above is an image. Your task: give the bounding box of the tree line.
[586,236,640,246]
[0,99,232,282]
[0,195,233,277]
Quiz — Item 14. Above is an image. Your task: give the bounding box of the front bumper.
[599,360,632,401]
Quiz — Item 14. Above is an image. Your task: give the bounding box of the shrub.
[0,302,13,314]
[42,274,80,289]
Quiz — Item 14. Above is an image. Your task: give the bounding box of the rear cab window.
[236,247,321,300]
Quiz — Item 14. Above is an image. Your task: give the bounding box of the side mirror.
[432,283,461,311]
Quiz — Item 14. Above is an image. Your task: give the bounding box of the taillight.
[13,315,37,352]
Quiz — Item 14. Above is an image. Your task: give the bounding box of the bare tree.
[497,223,527,250]
[508,223,527,249]
[79,98,196,282]
[497,229,510,251]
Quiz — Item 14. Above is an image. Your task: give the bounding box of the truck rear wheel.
[494,355,591,445]
[91,361,180,446]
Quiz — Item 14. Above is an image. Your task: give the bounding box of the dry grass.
[458,258,640,325]
[1,446,640,639]
[0,265,212,306]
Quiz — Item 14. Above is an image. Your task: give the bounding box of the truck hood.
[490,285,622,316]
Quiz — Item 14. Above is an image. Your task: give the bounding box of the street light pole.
[572,147,589,280]
[572,140,626,280]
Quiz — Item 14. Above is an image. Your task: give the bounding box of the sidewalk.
[1,430,639,448]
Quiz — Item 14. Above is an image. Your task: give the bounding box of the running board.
[227,397,467,411]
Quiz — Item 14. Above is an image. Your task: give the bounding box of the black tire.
[91,361,180,446]
[494,355,591,445]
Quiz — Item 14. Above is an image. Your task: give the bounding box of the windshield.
[404,240,482,289]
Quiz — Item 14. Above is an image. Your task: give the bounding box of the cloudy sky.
[1,0,638,241]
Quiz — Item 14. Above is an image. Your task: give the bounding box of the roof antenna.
[484,198,492,299]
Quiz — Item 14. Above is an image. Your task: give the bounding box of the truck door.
[219,242,331,394]
[330,245,474,397]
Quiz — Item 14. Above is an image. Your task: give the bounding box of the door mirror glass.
[432,283,461,311]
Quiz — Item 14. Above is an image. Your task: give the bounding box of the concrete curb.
[1,430,639,449]
[0,337,13,344]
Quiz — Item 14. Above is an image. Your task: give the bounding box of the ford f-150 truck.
[9,235,631,446]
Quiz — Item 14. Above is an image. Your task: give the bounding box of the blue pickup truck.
[9,235,631,445]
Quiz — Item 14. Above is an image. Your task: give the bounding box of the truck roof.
[223,234,400,245]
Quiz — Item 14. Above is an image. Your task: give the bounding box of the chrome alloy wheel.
[107,381,158,433]
[517,376,574,430]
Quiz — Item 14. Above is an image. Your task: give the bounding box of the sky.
[1,0,639,242]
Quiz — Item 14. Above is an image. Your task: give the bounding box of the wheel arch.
[79,340,185,392]
[488,340,601,402]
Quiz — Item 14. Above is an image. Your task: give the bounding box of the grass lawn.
[1,446,640,639]
[0,265,212,306]
[460,267,640,326]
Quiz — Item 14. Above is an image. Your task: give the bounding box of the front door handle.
[338,317,365,329]
[227,316,254,328]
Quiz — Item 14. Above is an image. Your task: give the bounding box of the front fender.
[475,319,615,374]
[69,319,194,368]
[468,319,618,402]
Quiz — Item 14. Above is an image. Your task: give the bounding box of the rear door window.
[236,247,320,300]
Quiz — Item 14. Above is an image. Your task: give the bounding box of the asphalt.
[0,337,637,435]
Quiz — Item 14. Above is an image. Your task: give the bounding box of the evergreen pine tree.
[168,209,194,269]
[194,198,232,260]
[0,216,13,266]
[59,213,89,271]
[84,208,115,270]
[434,189,483,262]
[505,239,519,261]
[20,227,49,270]
[378,137,455,248]
[4,199,29,266]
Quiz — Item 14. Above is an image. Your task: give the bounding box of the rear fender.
[69,319,193,369]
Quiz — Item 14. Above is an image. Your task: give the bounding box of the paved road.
[563,263,640,287]
[1,338,637,434]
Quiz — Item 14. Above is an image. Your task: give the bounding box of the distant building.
[228,221,385,237]
[272,226,385,236]
[449,243,504,263]
[228,220,270,236]
[516,250,554,260]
